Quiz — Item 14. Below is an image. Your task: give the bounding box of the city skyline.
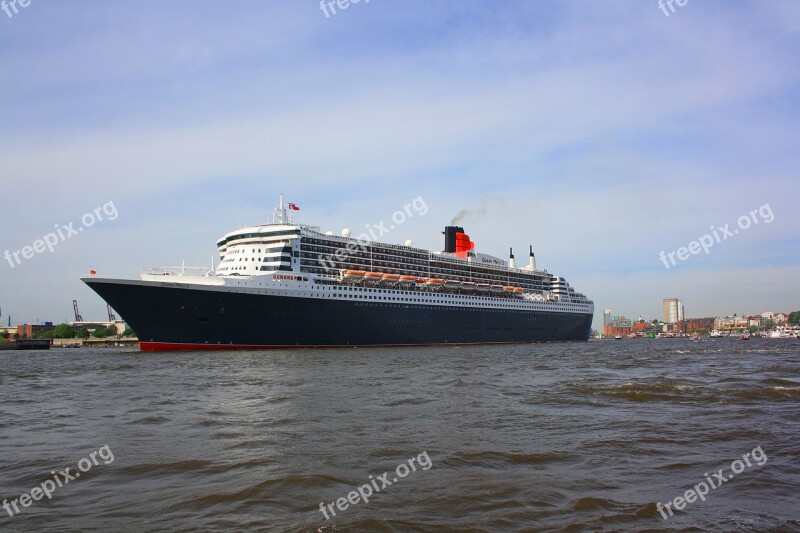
[1,1,799,330]
[604,301,796,327]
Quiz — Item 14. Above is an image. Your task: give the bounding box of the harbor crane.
[73,300,83,322]
[107,304,116,322]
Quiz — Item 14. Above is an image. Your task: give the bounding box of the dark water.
[1,339,799,532]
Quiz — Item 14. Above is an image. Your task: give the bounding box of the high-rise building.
[663,298,684,323]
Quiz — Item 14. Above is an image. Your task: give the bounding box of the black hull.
[84,279,593,351]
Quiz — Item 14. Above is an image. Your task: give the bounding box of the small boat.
[490,285,504,293]
[425,278,445,287]
[689,335,700,342]
[627,333,637,339]
[512,287,524,293]
[476,283,491,292]
[614,335,623,340]
[398,275,416,286]
[363,272,383,283]
[767,327,798,338]
[443,279,461,289]
[502,285,515,292]
[380,273,401,285]
[739,334,750,341]
[341,269,366,283]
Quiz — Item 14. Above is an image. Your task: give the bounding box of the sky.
[1,0,799,330]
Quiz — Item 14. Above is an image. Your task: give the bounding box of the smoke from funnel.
[451,196,492,225]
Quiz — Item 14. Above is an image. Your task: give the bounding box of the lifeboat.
[461,281,476,291]
[363,272,383,283]
[503,285,515,292]
[476,283,491,292]
[381,273,401,285]
[414,278,427,286]
[398,275,416,286]
[512,287,525,293]
[491,285,504,293]
[443,280,461,289]
[425,278,445,287]
[341,270,366,283]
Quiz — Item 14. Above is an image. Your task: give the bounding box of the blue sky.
[1,0,799,328]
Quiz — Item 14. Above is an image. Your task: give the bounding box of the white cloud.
[1,1,798,324]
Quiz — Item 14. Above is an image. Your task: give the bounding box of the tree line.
[1,324,136,341]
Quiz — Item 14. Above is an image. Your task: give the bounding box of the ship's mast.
[273,193,290,225]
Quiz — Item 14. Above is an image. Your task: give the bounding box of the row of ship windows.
[297,245,551,282]
[226,285,590,309]
[223,256,290,263]
[300,245,428,264]
[217,231,299,247]
[298,259,551,288]
[218,265,291,272]
[300,240,428,260]
[228,247,288,255]
[260,290,588,310]
[299,249,426,267]
[297,266,556,292]
[309,293,587,308]
[266,284,588,308]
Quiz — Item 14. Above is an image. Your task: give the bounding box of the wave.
[568,380,703,402]
[442,450,573,468]
[731,386,800,401]
[178,473,352,509]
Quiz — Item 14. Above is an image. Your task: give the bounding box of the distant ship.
[83,197,594,351]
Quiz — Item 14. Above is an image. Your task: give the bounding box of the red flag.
[288,203,300,211]
[89,269,97,275]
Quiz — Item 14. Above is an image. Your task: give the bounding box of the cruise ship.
[82,197,594,351]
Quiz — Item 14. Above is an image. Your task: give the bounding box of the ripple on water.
[0,341,798,532]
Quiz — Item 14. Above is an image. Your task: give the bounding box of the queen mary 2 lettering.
[82,197,594,351]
